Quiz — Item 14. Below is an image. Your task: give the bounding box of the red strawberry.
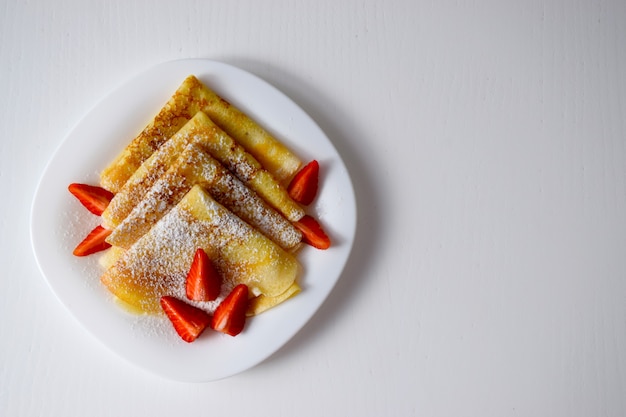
[287,160,319,205]
[73,225,112,256]
[68,183,115,216]
[293,215,331,250]
[160,296,212,343]
[211,284,249,337]
[186,248,222,302]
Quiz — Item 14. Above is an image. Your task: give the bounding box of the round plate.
[30,59,356,382]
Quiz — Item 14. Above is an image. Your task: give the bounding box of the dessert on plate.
[70,75,330,342]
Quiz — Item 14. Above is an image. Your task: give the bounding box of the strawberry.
[293,214,331,250]
[211,284,249,337]
[73,225,112,256]
[160,296,212,343]
[287,160,319,205]
[186,248,222,302]
[68,183,115,216]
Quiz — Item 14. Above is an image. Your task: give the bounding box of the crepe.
[247,282,301,316]
[101,111,305,231]
[106,143,302,250]
[100,75,301,193]
[99,245,300,316]
[101,185,301,315]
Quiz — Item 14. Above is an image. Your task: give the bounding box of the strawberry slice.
[211,284,249,337]
[293,214,331,250]
[287,160,319,205]
[73,225,112,256]
[186,248,222,302]
[68,183,115,216]
[160,296,212,343]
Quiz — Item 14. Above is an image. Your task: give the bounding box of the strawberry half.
[186,248,222,302]
[68,183,115,216]
[73,225,112,256]
[287,160,319,205]
[211,284,249,337]
[293,214,331,250]
[160,296,212,343]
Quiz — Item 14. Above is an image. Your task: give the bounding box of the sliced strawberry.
[287,160,319,205]
[68,183,115,216]
[160,296,212,343]
[211,284,249,337]
[73,225,112,256]
[186,248,222,302]
[293,214,331,250]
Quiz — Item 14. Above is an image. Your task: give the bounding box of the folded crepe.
[106,143,302,251]
[101,111,304,231]
[100,75,301,193]
[101,185,301,315]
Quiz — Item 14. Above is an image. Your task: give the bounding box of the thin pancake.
[101,111,304,230]
[100,75,301,192]
[106,143,302,250]
[101,186,300,314]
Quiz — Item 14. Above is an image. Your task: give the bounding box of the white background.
[2,0,625,416]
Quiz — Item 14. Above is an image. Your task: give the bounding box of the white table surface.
[2,0,625,415]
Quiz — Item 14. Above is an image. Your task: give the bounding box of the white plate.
[30,59,356,382]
